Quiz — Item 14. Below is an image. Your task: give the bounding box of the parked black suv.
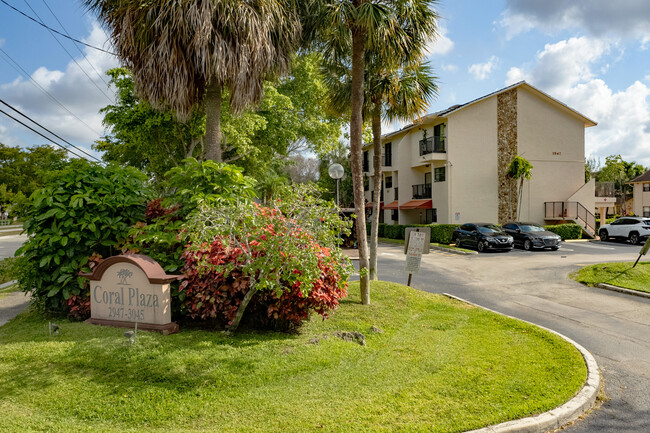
[502,222,562,251]
[452,223,514,252]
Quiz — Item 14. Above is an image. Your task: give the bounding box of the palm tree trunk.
[350,22,370,305]
[369,107,382,280]
[204,80,223,162]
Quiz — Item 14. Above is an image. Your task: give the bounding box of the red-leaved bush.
[180,227,347,330]
[66,252,103,320]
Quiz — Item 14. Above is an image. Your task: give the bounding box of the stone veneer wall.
[497,89,518,224]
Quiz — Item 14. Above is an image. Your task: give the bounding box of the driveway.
[0,234,29,326]
[369,241,650,432]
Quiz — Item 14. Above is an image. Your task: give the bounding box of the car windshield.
[520,225,545,232]
[477,225,501,234]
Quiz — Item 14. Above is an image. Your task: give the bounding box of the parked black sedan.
[452,223,514,252]
[502,222,562,251]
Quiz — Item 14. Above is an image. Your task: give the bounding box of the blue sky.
[1,0,649,166]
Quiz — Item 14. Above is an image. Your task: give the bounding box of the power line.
[0,0,116,55]
[21,0,114,104]
[0,47,104,138]
[40,0,112,89]
[0,98,103,162]
[0,108,90,161]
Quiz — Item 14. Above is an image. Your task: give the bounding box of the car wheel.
[455,237,462,247]
[629,232,640,245]
[477,241,485,252]
[599,230,608,242]
[523,239,532,251]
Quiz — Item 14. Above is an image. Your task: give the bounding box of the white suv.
[598,217,650,245]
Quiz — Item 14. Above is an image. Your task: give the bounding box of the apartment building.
[363,81,598,234]
[629,170,650,217]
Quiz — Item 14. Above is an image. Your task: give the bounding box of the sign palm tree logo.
[117,269,133,285]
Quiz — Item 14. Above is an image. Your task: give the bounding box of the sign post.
[404,227,430,286]
[633,237,650,268]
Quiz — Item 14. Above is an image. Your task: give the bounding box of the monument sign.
[80,254,181,333]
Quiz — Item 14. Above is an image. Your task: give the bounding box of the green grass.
[0,281,586,433]
[571,261,650,293]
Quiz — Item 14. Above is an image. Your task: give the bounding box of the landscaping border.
[595,283,650,299]
[443,294,601,433]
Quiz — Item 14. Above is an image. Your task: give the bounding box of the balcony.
[419,136,446,155]
[412,183,432,199]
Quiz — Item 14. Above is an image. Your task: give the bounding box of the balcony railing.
[418,136,446,156]
[412,183,432,199]
[544,201,596,237]
[595,182,615,197]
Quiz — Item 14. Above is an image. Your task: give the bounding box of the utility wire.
[0,108,90,161]
[40,0,111,88]
[0,47,104,138]
[0,0,116,55]
[0,98,102,162]
[22,0,114,104]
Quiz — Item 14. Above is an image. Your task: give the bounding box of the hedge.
[543,223,583,240]
[368,223,461,244]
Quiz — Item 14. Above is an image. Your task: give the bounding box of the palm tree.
[83,0,301,162]
[506,156,533,221]
[320,1,439,285]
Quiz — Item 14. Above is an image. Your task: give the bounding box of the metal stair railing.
[544,201,596,237]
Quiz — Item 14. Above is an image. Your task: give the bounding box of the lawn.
[571,261,650,294]
[0,281,587,433]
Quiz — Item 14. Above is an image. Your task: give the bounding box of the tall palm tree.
[320,0,439,287]
[84,0,301,162]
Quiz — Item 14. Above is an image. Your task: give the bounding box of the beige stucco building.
[363,81,598,235]
[629,170,650,217]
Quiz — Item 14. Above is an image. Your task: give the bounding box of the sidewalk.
[0,283,29,327]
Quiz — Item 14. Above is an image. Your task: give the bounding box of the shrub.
[384,224,407,240]
[183,185,351,332]
[16,164,150,314]
[544,223,583,240]
[430,224,460,244]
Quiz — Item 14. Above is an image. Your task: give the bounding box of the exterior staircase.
[544,202,596,238]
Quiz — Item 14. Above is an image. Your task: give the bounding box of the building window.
[363,151,369,172]
[385,175,392,188]
[379,210,385,223]
[384,142,392,166]
[434,166,446,182]
[644,184,650,192]
[392,210,399,221]
[364,176,369,191]
[644,206,650,217]
[425,208,437,224]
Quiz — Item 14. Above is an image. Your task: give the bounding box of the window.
[644,184,650,192]
[379,210,385,223]
[426,208,437,223]
[434,166,446,182]
[644,207,650,217]
[503,223,518,230]
[363,176,369,191]
[392,210,399,221]
[385,175,392,188]
[363,151,369,172]
[384,142,392,166]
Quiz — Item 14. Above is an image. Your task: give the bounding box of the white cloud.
[426,24,454,56]
[468,56,498,81]
[442,64,458,73]
[505,36,650,166]
[0,22,118,155]
[501,0,650,44]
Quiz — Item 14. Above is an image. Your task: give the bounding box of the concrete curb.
[0,280,18,290]
[443,294,601,433]
[595,283,650,299]
[431,245,478,255]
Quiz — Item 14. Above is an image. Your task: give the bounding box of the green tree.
[598,155,647,212]
[84,0,301,162]
[506,156,533,221]
[317,0,439,294]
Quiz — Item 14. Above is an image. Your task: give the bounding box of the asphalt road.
[0,234,26,259]
[0,234,28,327]
[365,240,650,432]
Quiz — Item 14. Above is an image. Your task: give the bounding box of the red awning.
[383,200,399,210]
[399,199,432,210]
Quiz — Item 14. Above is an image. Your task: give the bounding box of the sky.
[0,0,649,167]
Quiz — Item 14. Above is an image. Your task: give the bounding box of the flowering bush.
[183,186,351,332]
